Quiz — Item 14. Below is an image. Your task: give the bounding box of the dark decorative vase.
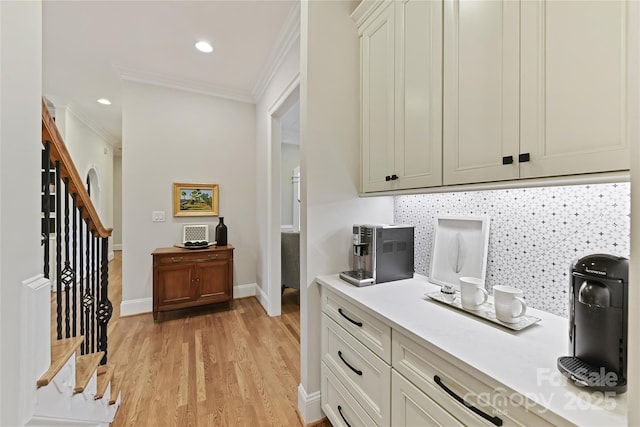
[215,217,228,246]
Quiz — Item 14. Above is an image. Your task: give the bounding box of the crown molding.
[252,2,300,102]
[53,102,119,147]
[115,65,255,104]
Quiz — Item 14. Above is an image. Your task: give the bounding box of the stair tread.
[94,364,115,400]
[37,336,84,387]
[74,352,105,394]
[109,369,122,405]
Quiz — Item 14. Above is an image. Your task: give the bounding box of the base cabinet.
[152,245,234,320]
[320,286,558,427]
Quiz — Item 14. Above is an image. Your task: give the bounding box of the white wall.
[53,106,114,256]
[0,1,43,424]
[298,0,394,422]
[113,154,122,249]
[281,143,299,227]
[121,81,257,314]
[255,31,300,314]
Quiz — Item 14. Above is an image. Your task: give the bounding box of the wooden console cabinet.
[152,245,234,320]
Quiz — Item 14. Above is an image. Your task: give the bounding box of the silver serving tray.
[425,291,541,331]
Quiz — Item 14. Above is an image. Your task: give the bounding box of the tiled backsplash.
[394,182,630,317]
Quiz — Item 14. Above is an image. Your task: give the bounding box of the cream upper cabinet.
[444,0,630,186]
[358,0,443,193]
[520,0,630,178]
[443,0,520,185]
[360,1,395,193]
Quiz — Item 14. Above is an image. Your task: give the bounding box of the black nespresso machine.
[557,254,629,393]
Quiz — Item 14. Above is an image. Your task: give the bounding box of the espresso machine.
[557,254,629,393]
[339,225,414,286]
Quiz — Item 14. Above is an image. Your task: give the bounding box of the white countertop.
[316,274,627,427]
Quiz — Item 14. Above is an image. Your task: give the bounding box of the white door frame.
[266,74,300,316]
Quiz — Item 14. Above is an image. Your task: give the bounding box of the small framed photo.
[173,183,219,217]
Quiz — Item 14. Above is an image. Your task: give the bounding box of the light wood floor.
[101,252,330,427]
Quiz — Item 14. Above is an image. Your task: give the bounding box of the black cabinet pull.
[434,375,503,426]
[337,405,352,427]
[502,156,513,165]
[385,175,391,181]
[518,153,530,163]
[338,351,363,376]
[390,174,398,180]
[338,308,363,327]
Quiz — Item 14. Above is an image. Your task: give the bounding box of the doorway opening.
[267,77,300,316]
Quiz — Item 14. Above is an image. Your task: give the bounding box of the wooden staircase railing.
[41,98,113,365]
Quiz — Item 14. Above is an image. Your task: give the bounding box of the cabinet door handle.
[338,308,363,327]
[208,254,218,259]
[518,153,530,163]
[385,175,391,181]
[171,257,183,263]
[390,174,398,180]
[337,405,352,427]
[338,351,362,376]
[434,375,503,426]
[502,156,514,165]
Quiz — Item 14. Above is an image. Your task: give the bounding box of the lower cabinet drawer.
[392,370,467,427]
[321,362,379,427]
[322,314,391,426]
[392,331,555,427]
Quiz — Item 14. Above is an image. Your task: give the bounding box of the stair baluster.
[99,237,112,364]
[55,161,62,340]
[79,206,85,354]
[42,142,51,280]
[63,177,71,338]
[72,194,78,337]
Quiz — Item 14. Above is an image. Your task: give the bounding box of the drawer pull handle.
[171,257,183,263]
[338,351,362,376]
[434,375,503,426]
[337,405,352,427]
[338,308,362,327]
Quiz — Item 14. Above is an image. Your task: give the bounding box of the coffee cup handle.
[513,297,527,318]
[478,288,489,305]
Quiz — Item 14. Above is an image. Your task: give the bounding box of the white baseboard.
[120,297,152,317]
[297,384,323,425]
[113,244,122,251]
[255,284,269,313]
[233,283,257,299]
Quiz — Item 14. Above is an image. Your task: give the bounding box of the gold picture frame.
[173,183,219,217]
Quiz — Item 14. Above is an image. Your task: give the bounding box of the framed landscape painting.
[173,183,219,217]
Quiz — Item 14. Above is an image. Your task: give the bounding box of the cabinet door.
[156,263,195,305]
[361,1,395,193]
[196,260,231,303]
[394,0,443,190]
[520,0,629,178]
[392,370,466,427]
[443,0,520,185]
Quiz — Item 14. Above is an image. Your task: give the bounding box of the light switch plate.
[152,211,165,222]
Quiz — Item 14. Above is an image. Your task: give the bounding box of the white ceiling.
[43,0,298,147]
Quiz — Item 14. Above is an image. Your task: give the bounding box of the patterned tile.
[394,183,630,317]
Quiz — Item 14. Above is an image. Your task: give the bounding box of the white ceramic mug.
[493,285,527,323]
[459,277,488,310]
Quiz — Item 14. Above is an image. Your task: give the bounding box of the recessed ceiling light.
[97,98,111,105]
[195,41,213,53]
